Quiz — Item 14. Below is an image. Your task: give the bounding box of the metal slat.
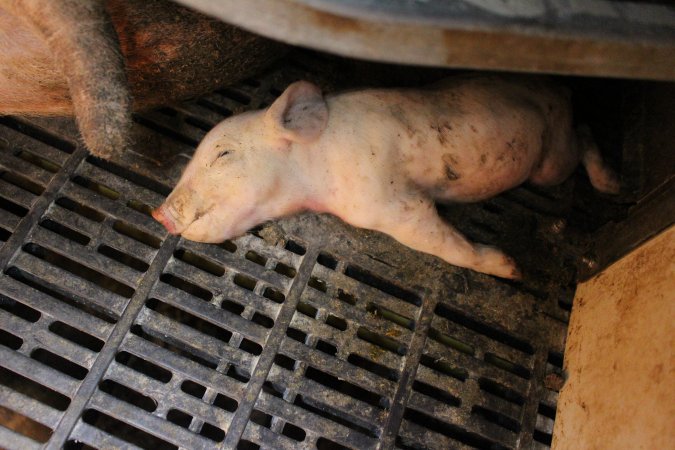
[464,414,517,449]
[0,310,97,369]
[300,288,415,343]
[0,276,114,341]
[474,394,523,425]
[267,365,385,429]
[173,102,225,126]
[280,338,396,398]
[0,425,43,450]
[0,178,38,209]
[76,163,165,207]
[240,420,302,450]
[423,338,531,394]
[135,308,257,374]
[159,258,284,319]
[88,391,214,449]
[42,204,157,263]
[0,152,53,186]
[42,203,103,238]
[11,251,128,318]
[290,312,405,371]
[120,334,247,400]
[151,281,269,344]
[103,362,234,428]
[60,182,167,237]
[69,421,144,450]
[29,226,144,287]
[0,386,62,429]
[536,414,555,435]
[413,365,466,400]
[0,346,78,397]
[406,391,463,422]
[137,110,208,144]
[96,225,157,263]
[397,419,475,450]
[168,244,292,293]
[255,391,379,450]
[0,122,70,167]
[315,265,420,321]
[235,233,303,268]
[430,313,535,368]
[197,93,245,114]
[0,210,20,232]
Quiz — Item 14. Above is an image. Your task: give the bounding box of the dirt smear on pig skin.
[442,153,461,181]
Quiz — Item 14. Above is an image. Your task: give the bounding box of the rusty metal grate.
[0,58,575,450]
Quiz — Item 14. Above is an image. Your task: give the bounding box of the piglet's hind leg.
[577,125,620,194]
[375,198,521,279]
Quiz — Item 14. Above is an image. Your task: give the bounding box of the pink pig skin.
[153,75,619,279]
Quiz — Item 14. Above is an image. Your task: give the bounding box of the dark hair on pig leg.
[5,0,130,158]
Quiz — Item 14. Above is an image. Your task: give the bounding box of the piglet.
[153,75,619,279]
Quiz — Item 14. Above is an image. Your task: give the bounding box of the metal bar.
[10,251,129,318]
[581,179,675,280]
[69,421,143,450]
[0,146,87,271]
[0,347,79,397]
[0,426,42,450]
[120,333,247,399]
[378,287,436,449]
[176,0,675,81]
[220,247,320,448]
[0,385,62,429]
[44,235,180,450]
[88,390,215,449]
[0,276,114,341]
[517,347,550,448]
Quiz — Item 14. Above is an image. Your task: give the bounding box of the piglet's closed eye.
[265,81,328,144]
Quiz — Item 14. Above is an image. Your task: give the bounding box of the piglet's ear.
[265,81,328,144]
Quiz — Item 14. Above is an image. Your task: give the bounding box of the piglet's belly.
[429,160,533,203]
[431,173,525,203]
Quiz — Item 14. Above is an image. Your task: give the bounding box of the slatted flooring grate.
[0,57,576,450]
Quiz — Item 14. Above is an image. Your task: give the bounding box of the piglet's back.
[356,76,565,203]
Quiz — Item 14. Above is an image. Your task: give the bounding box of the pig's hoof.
[508,264,523,280]
[590,168,621,194]
[475,245,521,279]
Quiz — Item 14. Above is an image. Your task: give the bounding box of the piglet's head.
[153,81,328,242]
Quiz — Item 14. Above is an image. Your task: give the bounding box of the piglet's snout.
[152,186,210,236]
[152,205,181,235]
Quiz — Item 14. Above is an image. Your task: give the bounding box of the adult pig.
[153,75,619,278]
[0,0,283,158]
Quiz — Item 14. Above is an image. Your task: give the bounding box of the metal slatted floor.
[0,58,575,450]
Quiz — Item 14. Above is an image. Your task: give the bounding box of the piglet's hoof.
[474,245,522,280]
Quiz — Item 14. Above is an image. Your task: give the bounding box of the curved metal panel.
[176,0,675,80]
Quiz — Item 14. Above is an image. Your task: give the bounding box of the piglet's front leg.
[372,196,521,279]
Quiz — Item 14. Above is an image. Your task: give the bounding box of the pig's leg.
[373,196,520,279]
[577,125,620,194]
[3,0,130,159]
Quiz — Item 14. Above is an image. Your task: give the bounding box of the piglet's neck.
[277,96,357,216]
[283,133,337,215]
